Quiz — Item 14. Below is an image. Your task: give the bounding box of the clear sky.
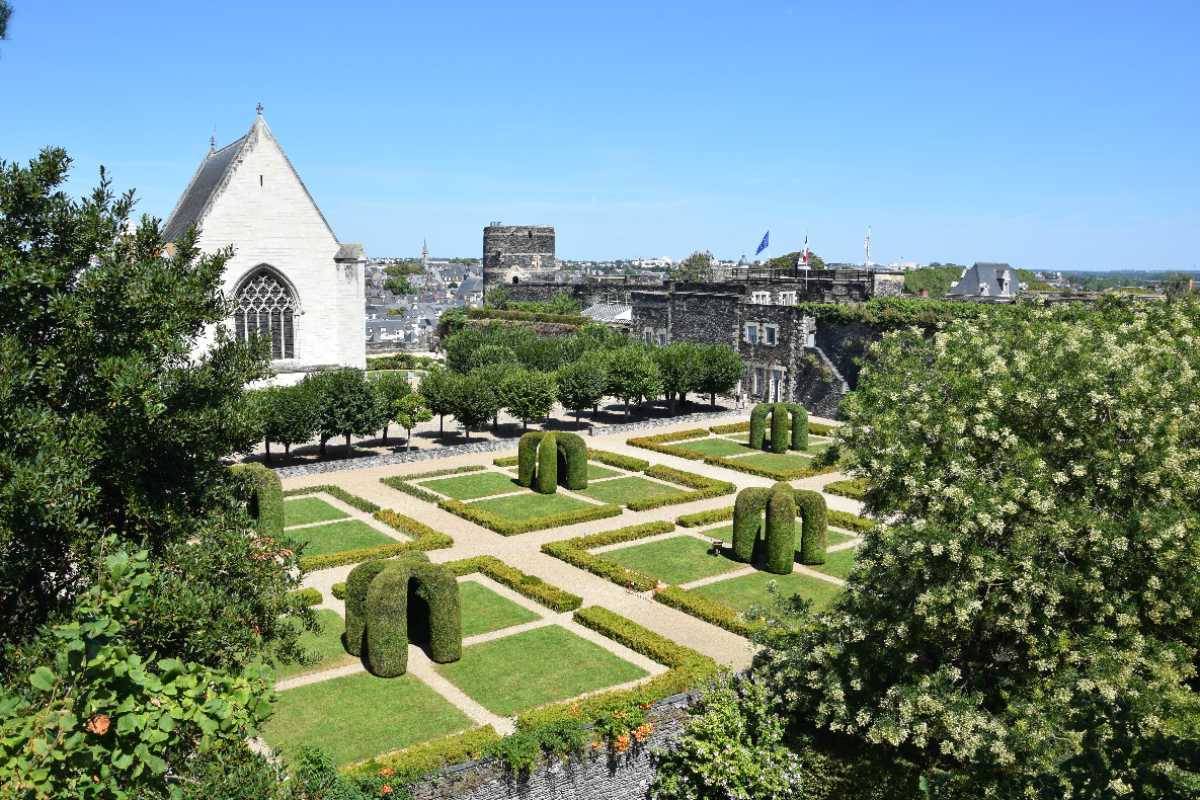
[1,1,1197,268]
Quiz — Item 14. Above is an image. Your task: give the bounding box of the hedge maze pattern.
[345,553,462,677]
[748,403,809,454]
[517,430,589,494]
[731,483,829,574]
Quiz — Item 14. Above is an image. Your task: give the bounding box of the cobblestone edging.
[409,690,698,800]
[272,409,748,478]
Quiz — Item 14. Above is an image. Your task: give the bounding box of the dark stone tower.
[482,224,556,293]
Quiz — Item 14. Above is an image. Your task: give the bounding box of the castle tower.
[482,224,556,292]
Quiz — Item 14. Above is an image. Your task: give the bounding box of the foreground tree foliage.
[0,149,305,794]
[748,299,1200,798]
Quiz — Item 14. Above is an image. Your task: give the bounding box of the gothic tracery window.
[232,268,295,359]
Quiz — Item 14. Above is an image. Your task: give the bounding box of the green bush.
[555,432,588,490]
[438,497,621,535]
[749,404,770,449]
[364,565,411,677]
[282,484,381,513]
[517,431,543,487]
[343,725,502,782]
[288,587,322,607]
[352,556,461,677]
[535,432,558,494]
[344,560,392,657]
[587,449,650,471]
[676,506,735,527]
[408,562,462,663]
[828,509,874,532]
[379,476,441,504]
[331,582,346,600]
[702,454,835,481]
[630,465,735,509]
[230,463,284,538]
[732,488,769,562]
[540,522,674,592]
[764,483,796,575]
[654,586,756,638]
[768,403,788,454]
[786,404,809,450]
[824,478,867,500]
[625,428,710,459]
[493,455,519,467]
[401,465,485,481]
[465,307,587,325]
[809,420,837,436]
[709,421,750,435]
[795,489,829,565]
[444,556,582,611]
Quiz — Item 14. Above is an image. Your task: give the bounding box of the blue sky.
[1,1,1197,268]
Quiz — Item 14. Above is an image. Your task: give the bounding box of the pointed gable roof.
[162,113,339,244]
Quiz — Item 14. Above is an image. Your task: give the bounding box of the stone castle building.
[482,224,557,290]
[163,107,366,381]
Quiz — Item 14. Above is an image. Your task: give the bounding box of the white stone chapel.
[162,105,365,380]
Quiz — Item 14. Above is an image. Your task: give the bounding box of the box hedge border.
[586,449,650,472]
[282,484,380,514]
[824,478,868,500]
[625,428,710,460]
[438,497,621,535]
[701,453,836,481]
[444,555,582,612]
[624,466,735,511]
[342,725,502,781]
[297,509,453,572]
[540,521,674,592]
[653,585,757,638]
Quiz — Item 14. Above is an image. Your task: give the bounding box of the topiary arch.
[731,483,828,573]
[516,430,588,494]
[343,553,462,677]
[748,403,809,454]
[229,462,283,538]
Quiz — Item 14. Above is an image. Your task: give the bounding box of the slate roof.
[162,136,248,242]
[582,302,633,324]
[454,275,483,299]
[948,262,1017,298]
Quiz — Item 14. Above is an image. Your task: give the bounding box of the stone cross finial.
[209,133,217,152]
[256,102,264,116]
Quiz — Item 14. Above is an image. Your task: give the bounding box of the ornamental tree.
[370,370,412,443]
[502,368,557,429]
[392,391,432,451]
[418,365,458,437]
[654,341,703,413]
[556,356,608,425]
[450,370,501,441]
[605,346,663,418]
[254,382,316,458]
[696,343,745,407]
[759,300,1200,798]
[306,368,386,456]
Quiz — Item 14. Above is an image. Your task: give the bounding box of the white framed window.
[743,323,759,344]
[657,329,668,346]
[763,324,779,346]
[778,291,796,305]
[751,290,770,305]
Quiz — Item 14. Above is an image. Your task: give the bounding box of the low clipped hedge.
[824,478,867,500]
[626,466,735,511]
[795,489,829,565]
[281,484,380,514]
[809,421,838,436]
[493,455,519,467]
[331,582,346,600]
[536,432,558,494]
[380,476,441,504]
[828,509,875,532]
[625,428,710,460]
[676,506,735,528]
[445,555,582,612]
[540,522,675,592]
[709,421,750,435]
[438,497,621,535]
[342,725,502,781]
[298,509,453,572]
[404,465,485,481]
[232,463,284,537]
[702,453,835,481]
[653,586,756,638]
[516,607,720,733]
[587,449,650,472]
[517,431,544,488]
[288,587,323,606]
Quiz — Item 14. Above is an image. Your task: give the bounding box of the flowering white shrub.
[763,299,1200,798]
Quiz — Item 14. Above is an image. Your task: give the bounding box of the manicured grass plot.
[700,524,859,548]
[436,625,648,715]
[284,497,348,527]
[587,463,621,480]
[459,580,540,638]
[692,569,843,613]
[272,609,355,680]
[674,437,758,457]
[289,519,396,556]
[578,476,686,507]
[263,672,472,766]
[810,546,859,580]
[601,535,743,585]
[468,492,594,522]
[420,470,520,500]
[727,452,815,472]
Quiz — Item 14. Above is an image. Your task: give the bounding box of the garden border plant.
[540,522,675,591]
[443,555,583,612]
[437,497,622,535]
[232,463,285,537]
[298,509,453,572]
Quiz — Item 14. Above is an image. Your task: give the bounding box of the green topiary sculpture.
[764,482,797,573]
[230,462,284,538]
[769,403,789,453]
[555,432,589,490]
[536,432,558,494]
[344,553,460,677]
[517,431,544,488]
[519,430,589,494]
[794,489,828,565]
[786,404,809,451]
[732,487,769,562]
[731,483,829,574]
[749,403,770,450]
[748,403,811,454]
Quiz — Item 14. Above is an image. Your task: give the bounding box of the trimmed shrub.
[555,432,588,490]
[493,455,519,467]
[824,478,867,500]
[344,560,392,657]
[230,463,284,538]
[364,565,411,677]
[403,465,486,481]
[438,497,622,535]
[732,487,769,562]
[297,510,452,572]
[535,432,558,494]
[676,506,735,528]
[445,556,582,611]
[408,562,462,663]
[786,404,809,450]
[628,465,736,510]
[344,725,503,782]
[379,475,441,504]
[587,449,650,472]
[282,484,380,513]
[331,582,346,600]
[749,404,770,449]
[625,428,710,459]
[795,489,829,565]
[809,420,837,436]
[764,483,796,574]
[709,421,750,435]
[288,587,322,606]
[769,403,789,453]
[541,522,674,592]
[702,454,835,481]
[654,586,756,638]
[517,431,543,488]
[828,509,875,532]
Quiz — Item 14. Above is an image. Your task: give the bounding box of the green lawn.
[578,475,686,507]
[701,524,859,548]
[587,463,621,480]
[272,609,355,680]
[420,471,520,500]
[468,491,594,521]
[692,569,843,613]
[460,580,540,637]
[288,519,397,556]
[602,535,743,585]
[810,546,858,580]
[728,452,815,472]
[674,437,758,457]
[284,497,348,527]
[262,672,472,766]
[435,625,648,715]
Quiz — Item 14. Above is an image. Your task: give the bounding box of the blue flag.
[755,230,769,255]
